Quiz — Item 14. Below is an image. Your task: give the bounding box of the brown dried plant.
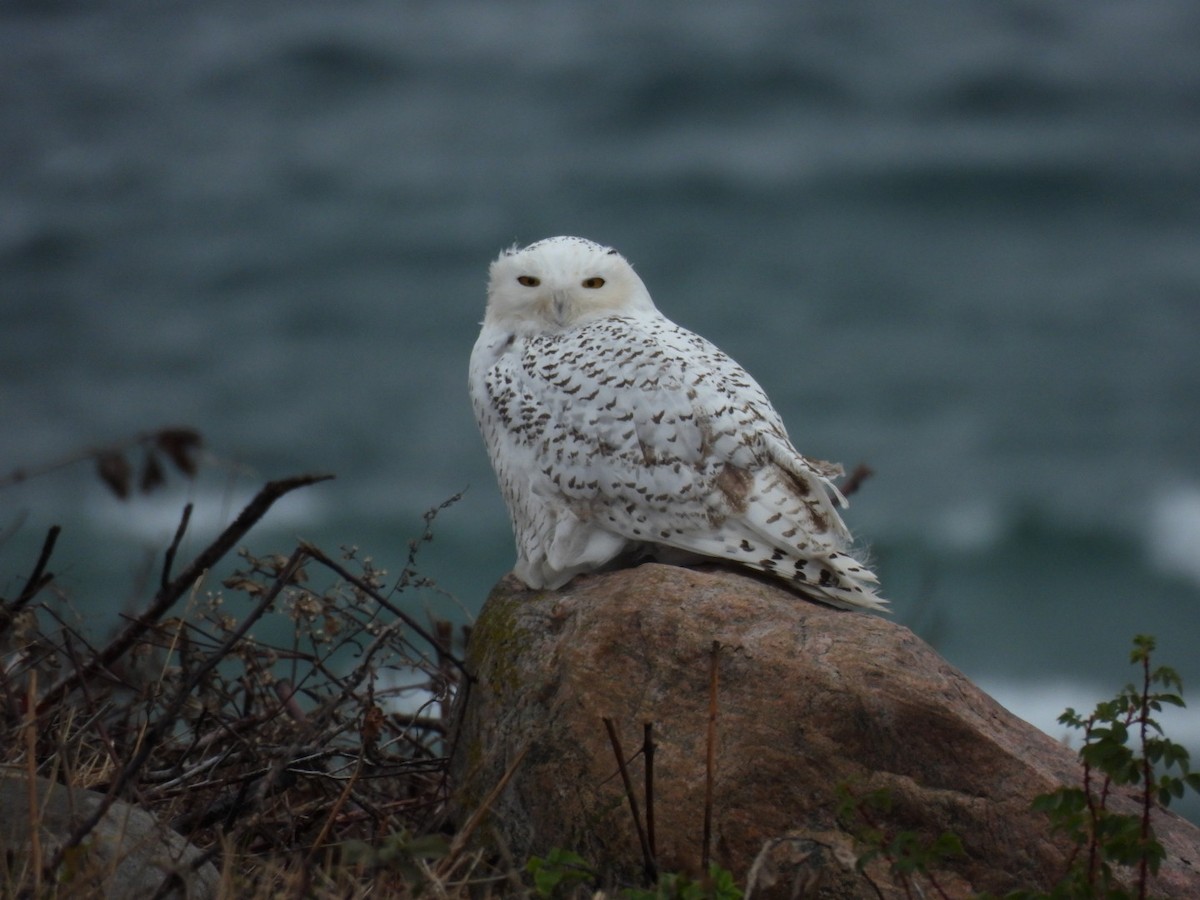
[0,436,503,897]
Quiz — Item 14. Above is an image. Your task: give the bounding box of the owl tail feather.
[649,526,887,612]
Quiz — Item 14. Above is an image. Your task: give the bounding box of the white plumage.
[468,236,885,611]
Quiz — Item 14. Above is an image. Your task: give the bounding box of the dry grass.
[0,439,514,897]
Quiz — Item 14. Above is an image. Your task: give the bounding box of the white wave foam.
[931,500,1006,552]
[1147,485,1200,589]
[367,666,445,718]
[84,481,324,544]
[980,677,1200,748]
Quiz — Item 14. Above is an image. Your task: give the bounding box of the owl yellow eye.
[517,275,540,287]
[581,277,606,289]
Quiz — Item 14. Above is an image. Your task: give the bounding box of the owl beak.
[551,289,570,325]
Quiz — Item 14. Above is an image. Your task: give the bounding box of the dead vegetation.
[0,429,500,897]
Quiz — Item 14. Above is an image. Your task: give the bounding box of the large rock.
[0,770,219,899]
[449,563,1200,897]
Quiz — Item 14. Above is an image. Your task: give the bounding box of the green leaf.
[1029,635,1199,898]
[706,863,741,899]
[1057,708,1084,728]
[1157,776,1183,805]
[1151,665,1182,691]
[1032,787,1086,816]
[527,848,593,898]
[1163,740,1190,769]
[1131,634,1156,662]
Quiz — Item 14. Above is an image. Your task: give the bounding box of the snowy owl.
[468,236,884,611]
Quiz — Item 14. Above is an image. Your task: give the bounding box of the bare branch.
[160,502,193,592]
[301,541,468,678]
[703,639,720,872]
[38,547,309,883]
[38,473,332,713]
[1,524,61,632]
[603,717,656,884]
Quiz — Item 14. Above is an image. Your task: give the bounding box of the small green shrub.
[1009,634,1200,899]
[838,635,1198,900]
[622,863,740,900]
[526,848,595,898]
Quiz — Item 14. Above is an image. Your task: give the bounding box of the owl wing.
[471,314,883,609]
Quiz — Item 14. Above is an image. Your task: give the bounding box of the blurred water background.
[3,1,1199,819]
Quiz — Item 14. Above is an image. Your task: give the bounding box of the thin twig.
[1,524,60,639]
[0,427,201,491]
[38,473,332,713]
[395,489,466,590]
[307,752,366,862]
[437,743,530,878]
[703,640,720,872]
[300,541,468,677]
[603,717,656,883]
[840,462,874,499]
[644,722,656,860]
[24,671,42,896]
[1138,650,1153,899]
[436,619,455,725]
[59,630,127,786]
[38,547,309,883]
[160,502,193,592]
[1082,717,1102,888]
[0,442,119,490]
[14,524,61,611]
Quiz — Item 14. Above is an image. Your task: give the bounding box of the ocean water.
[3,1,1199,819]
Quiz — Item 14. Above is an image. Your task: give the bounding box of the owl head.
[484,236,657,331]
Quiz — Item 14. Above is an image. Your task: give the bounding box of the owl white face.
[484,236,657,332]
